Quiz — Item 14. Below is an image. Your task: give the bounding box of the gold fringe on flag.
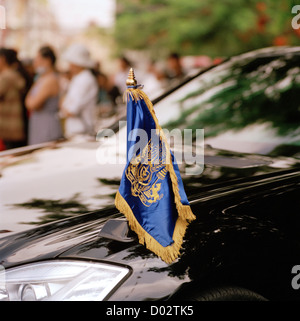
[115,69,196,264]
[115,191,189,264]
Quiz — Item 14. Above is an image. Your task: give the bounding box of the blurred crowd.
[0,43,206,151]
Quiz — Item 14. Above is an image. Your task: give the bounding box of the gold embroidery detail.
[125,138,168,207]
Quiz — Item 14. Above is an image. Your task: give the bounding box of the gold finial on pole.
[126,68,137,87]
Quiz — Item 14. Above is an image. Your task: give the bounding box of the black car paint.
[1,163,299,300]
[1,47,300,301]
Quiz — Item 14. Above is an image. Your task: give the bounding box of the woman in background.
[0,49,26,150]
[26,46,63,145]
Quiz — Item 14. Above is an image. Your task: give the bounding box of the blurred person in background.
[61,43,98,138]
[21,58,35,82]
[96,72,120,116]
[0,48,27,150]
[165,52,186,86]
[142,60,165,99]
[18,57,34,145]
[25,46,63,145]
[114,56,132,94]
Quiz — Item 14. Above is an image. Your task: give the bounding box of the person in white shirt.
[61,44,99,138]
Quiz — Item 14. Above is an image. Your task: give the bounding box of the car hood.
[1,138,300,237]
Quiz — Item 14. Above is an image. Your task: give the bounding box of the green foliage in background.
[114,0,300,58]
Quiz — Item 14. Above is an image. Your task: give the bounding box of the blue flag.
[115,70,195,263]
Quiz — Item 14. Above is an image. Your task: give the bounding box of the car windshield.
[154,47,300,156]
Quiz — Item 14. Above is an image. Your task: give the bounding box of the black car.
[0,46,300,301]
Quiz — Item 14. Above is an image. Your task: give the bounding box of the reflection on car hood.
[1,139,299,237]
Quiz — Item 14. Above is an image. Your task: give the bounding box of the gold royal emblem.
[125,138,169,207]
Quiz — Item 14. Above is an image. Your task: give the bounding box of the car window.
[154,48,300,156]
